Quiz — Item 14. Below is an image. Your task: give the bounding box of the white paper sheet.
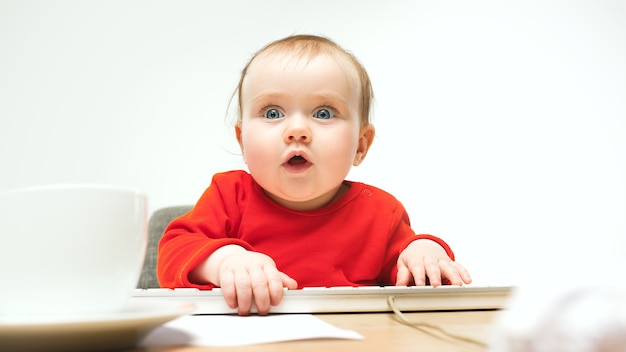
[140,314,364,347]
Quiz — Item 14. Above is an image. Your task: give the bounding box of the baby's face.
[237,53,368,210]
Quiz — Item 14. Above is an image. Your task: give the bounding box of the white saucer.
[0,298,195,352]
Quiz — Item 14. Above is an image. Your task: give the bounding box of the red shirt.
[157,170,454,288]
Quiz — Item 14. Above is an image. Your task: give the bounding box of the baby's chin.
[264,188,339,211]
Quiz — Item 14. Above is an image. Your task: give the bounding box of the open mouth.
[283,153,312,173]
[288,155,307,165]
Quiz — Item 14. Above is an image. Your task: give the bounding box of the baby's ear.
[353,125,375,166]
[235,124,243,146]
[235,124,247,163]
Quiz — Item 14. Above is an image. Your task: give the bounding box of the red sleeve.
[156,172,252,288]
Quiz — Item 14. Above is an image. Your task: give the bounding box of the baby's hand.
[396,239,472,287]
[207,245,298,315]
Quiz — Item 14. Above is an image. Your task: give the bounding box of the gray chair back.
[136,205,193,288]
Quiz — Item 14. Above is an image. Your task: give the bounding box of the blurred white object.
[0,184,148,317]
[489,260,626,352]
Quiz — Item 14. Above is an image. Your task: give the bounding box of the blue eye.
[314,108,334,120]
[264,108,283,119]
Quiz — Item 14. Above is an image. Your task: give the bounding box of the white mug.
[0,184,148,317]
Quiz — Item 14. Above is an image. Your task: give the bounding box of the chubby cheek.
[334,142,359,174]
[240,128,274,168]
[319,133,358,175]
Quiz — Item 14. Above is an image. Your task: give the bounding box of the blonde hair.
[233,34,374,126]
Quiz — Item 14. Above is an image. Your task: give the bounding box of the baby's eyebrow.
[250,92,291,105]
[311,92,350,105]
[252,92,348,103]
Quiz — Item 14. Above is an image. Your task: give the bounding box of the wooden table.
[134,309,501,352]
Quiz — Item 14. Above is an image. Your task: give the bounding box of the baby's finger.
[439,260,464,286]
[280,272,298,290]
[219,271,239,309]
[264,266,286,307]
[400,255,426,286]
[457,263,473,284]
[249,267,271,315]
[423,256,442,286]
[234,269,254,316]
[443,262,473,285]
[397,266,409,286]
[395,264,410,286]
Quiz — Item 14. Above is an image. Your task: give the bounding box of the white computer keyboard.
[133,285,513,315]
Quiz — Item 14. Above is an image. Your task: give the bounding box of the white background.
[2,0,625,285]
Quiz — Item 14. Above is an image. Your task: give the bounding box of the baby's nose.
[284,116,311,143]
